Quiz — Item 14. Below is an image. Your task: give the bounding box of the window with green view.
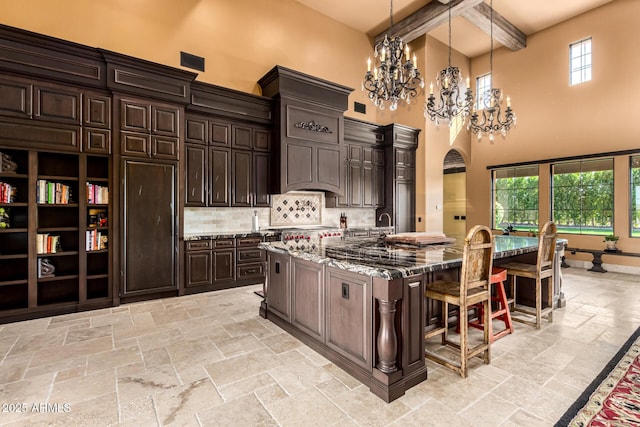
[552,158,613,235]
[631,156,640,237]
[492,166,539,231]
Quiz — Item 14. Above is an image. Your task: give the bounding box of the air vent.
[354,102,366,114]
[180,51,205,72]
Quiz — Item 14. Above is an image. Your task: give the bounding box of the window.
[570,37,592,86]
[475,73,491,110]
[552,158,613,235]
[492,166,539,231]
[631,156,640,237]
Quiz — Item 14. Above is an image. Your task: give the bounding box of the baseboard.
[564,259,640,275]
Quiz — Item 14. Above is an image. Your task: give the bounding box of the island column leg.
[377,299,398,373]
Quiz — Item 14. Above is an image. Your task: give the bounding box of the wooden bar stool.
[467,267,514,343]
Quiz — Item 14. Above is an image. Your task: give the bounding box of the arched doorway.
[443,149,466,241]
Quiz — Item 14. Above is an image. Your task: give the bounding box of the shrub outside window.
[552,158,613,235]
[492,166,539,232]
[631,156,640,237]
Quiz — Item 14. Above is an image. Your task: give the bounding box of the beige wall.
[468,0,640,265]
[443,172,466,240]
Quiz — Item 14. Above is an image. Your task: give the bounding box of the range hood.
[258,66,353,196]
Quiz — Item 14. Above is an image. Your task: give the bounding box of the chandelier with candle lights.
[424,0,473,126]
[467,0,516,141]
[362,0,424,111]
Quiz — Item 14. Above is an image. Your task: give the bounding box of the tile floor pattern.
[0,268,638,426]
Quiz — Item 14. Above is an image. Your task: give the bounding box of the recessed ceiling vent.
[180,51,205,72]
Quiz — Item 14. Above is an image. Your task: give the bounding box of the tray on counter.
[384,232,456,246]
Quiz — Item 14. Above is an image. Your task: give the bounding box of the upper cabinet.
[326,118,385,209]
[184,83,274,208]
[258,66,353,196]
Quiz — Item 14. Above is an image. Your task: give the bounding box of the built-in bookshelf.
[0,149,29,311]
[0,148,111,318]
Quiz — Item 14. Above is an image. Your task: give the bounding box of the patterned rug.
[555,327,640,426]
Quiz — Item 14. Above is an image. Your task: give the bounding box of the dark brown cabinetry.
[120,99,179,160]
[326,118,384,209]
[258,66,352,196]
[0,147,112,321]
[184,114,271,208]
[183,235,267,294]
[291,258,325,341]
[121,160,177,296]
[377,124,420,233]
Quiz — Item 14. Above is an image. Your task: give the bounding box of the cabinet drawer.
[237,237,262,247]
[237,262,264,279]
[237,247,266,264]
[82,128,111,154]
[185,240,213,251]
[213,238,235,248]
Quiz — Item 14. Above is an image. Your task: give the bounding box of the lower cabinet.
[184,235,266,294]
[291,258,324,341]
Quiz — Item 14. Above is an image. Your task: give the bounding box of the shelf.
[37,203,79,208]
[0,254,28,260]
[37,175,79,181]
[87,177,108,183]
[87,249,109,254]
[87,203,108,207]
[0,202,28,207]
[0,279,28,287]
[37,274,80,283]
[38,227,79,232]
[0,228,28,233]
[37,251,79,257]
[87,273,108,280]
[0,173,28,179]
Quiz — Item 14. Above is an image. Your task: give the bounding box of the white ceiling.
[293,0,614,58]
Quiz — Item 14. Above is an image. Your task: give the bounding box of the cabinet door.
[34,84,81,124]
[0,76,32,119]
[395,180,415,233]
[254,128,271,151]
[232,150,251,207]
[185,117,207,145]
[213,249,235,282]
[232,125,252,150]
[253,152,271,207]
[373,164,385,207]
[122,160,177,295]
[325,267,371,369]
[83,92,111,129]
[349,161,362,207]
[209,147,230,206]
[185,144,206,206]
[185,251,212,287]
[362,163,374,208]
[291,258,324,341]
[121,100,150,133]
[267,252,290,321]
[152,105,179,137]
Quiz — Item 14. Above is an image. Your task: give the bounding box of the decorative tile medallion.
[270,192,322,226]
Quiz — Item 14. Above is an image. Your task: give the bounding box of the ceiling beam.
[374,0,484,46]
[461,2,527,51]
[374,0,527,53]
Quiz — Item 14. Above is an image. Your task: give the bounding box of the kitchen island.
[259,235,566,402]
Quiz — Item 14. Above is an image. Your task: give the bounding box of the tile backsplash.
[184,191,377,233]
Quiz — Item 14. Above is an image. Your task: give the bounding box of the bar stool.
[467,267,514,343]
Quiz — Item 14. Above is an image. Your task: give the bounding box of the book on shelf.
[86,183,109,205]
[37,233,61,254]
[37,180,72,204]
[0,182,16,203]
[86,229,108,251]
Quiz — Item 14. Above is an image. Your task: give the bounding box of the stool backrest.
[460,225,495,298]
[537,221,557,271]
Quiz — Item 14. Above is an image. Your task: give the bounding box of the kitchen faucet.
[378,212,392,228]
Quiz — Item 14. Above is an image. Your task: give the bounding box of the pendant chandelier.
[424,0,473,126]
[362,0,424,111]
[467,0,516,142]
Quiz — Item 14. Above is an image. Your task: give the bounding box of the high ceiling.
[293,0,614,58]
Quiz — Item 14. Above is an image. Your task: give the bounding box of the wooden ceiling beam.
[374,0,484,46]
[461,2,527,51]
[374,0,527,53]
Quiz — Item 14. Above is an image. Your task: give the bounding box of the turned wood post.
[376,298,398,373]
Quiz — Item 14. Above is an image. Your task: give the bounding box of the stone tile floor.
[0,267,638,426]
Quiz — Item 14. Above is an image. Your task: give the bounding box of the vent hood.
[258,66,353,196]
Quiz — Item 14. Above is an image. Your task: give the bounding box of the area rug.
[554,326,640,426]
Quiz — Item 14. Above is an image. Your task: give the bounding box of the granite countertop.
[183,229,282,240]
[260,235,566,279]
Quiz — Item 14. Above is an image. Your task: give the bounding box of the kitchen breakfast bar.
[259,235,566,402]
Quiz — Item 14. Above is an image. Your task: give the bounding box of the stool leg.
[535,276,541,329]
